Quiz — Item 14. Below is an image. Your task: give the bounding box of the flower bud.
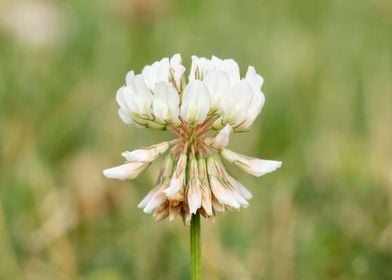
[220,149,282,177]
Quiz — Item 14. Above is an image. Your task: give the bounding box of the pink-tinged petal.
[209,176,240,209]
[227,175,253,200]
[200,181,213,216]
[164,154,187,197]
[187,178,202,214]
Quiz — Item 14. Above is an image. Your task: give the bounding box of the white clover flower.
[103,54,282,224]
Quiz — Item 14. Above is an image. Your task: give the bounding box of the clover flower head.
[103,54,282,225]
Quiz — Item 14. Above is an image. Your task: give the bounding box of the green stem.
[190,212,201,280]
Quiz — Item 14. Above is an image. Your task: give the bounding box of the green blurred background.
[1,0,392,279]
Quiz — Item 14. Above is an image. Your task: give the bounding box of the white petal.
[137,188,156,209]
[143,192,166,213]
[228,66,265,131]
[170,54,185,88]
[156,58,170,82]
[141,65,153,89]
[221,80,254,126]
[180,80,211,125]
[211,56,240,85]
[125,70,135,87]
[142,58,170,91]
[203,70,230,110]
[119,73,154,120]
[245,66,264,91]
[230,189,249,208]
[153,82,180,124]
[121,150,154,162]
[163,177,183,197]
[103,162,149,180]
[118,108,134,125]
[235,89,265,131]
[189,55,211,80]
[116,86,137,114]
[250,160,282,176]
[130,74,153,115]
[170,53,181,66]
[227,175,253,200]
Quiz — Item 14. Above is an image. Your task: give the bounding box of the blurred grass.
[1,0,392,279]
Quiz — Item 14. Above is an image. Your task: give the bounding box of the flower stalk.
[190,212,201,280]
